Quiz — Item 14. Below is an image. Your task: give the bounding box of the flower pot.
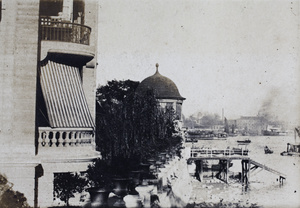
[88,187,111,208]
[112,178,131,207]
[124,193,142,208]
[139,163,151,173]
[130,170,142,186]
[135,181,155,208]
[159,153,167,163]
[149,165,157,174]
[139,163,151,180]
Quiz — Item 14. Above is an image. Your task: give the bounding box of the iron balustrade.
[40,16,91,45]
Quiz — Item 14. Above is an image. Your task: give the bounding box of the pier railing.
[190,148,249,158]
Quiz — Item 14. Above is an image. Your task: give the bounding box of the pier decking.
[188,148,286,184]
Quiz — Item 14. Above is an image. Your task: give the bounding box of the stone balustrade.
[38,127,94,148]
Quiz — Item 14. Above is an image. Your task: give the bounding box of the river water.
[185,135,300,208]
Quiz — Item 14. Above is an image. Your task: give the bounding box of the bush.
[0,173,31,208]
[53,172,87,206]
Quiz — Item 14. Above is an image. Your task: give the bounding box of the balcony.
[40,16,91,45]
[37,127,98,160]
[38,127,94,148]
[39,16,95,64]
[37,127,100,163]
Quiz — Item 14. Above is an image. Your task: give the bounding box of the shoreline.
[187,177,262,208]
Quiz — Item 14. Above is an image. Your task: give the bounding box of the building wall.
[83,0,98,122]
[38,160,93,207]
[0,0,39,155]
[0,1,40,206]
[0,0,99,207]
[39,0,98,123]
[236,116,267,135]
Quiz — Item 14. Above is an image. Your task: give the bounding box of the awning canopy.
[40,60,94,128]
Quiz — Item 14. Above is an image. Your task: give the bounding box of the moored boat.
[264,146,273,154]
[262,130,280,136]
[237,139,251,144]
[280,143,300,157]
[186,129,215,140]
[281,127,300,156]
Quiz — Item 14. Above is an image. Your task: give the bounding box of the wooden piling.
[248,160,250,183]
[195,160,203,182]
[199,160,203,182]
[226,159,229,183]
[241,160,250,185]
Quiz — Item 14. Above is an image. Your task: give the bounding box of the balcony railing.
[38,127,94,148]
[40,16,91,45]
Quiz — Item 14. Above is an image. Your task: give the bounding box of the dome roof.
[136,64,185,100]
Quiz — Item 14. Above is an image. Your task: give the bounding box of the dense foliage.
[95,80,181,173]
[86,158,112,188]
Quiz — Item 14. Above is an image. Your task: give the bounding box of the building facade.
[235,116,267,136]
[0,0,99,206]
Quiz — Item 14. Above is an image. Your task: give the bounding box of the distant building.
[235,116,267,135]
[0,0,99,207]
[136,64,185,121]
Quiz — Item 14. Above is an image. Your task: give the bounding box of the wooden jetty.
[188,148,286,185]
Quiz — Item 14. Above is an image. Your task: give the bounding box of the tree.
[0,174,31,208]
[53,172,87,206]
[96,80,139,162]
[95,80,181,169]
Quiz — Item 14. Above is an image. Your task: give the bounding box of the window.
[40,0,85,24]
[166,102,173,108]
[176,103,182,120]
[73,0,85,24]
[40,0,63,17]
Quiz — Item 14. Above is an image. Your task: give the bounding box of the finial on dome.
[155,63,159,74]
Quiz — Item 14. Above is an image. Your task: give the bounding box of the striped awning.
[40,60,94,128]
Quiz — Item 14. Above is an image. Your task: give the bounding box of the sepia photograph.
[0,0,299,208]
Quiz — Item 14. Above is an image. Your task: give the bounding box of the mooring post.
[199,159,203,182]
[241,160,244,183]
[195,160,203,182]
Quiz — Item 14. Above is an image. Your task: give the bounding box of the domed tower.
[136,63,185,120]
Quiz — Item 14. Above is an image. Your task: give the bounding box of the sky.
[96,0,300,124]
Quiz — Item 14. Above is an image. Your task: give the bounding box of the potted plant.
[85,158,112,208]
